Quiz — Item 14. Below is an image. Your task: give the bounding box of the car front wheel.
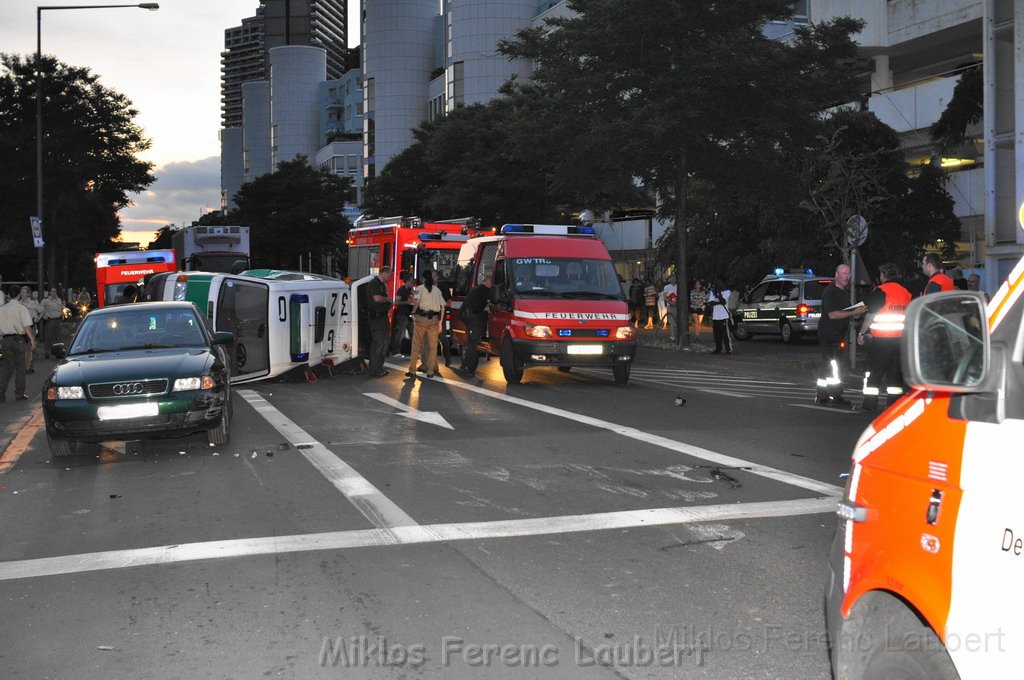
[208,403,231,446]
[733,321,752,341]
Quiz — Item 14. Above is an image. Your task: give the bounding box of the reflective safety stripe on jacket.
[869,282,913,338]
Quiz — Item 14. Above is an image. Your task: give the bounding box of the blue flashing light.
[501,224,528,233]
[577,226,597,235]
[292,352,309,362]
[597,329,610,337]
[290,294,310,303]
[774,267,785,276]
[805,268,814,275]
[558,329,572,337]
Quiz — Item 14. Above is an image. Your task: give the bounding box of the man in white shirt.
[708,283,732,354]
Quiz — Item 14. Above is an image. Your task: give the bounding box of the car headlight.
[524,324,553,338]
[46,386,85,400]
[614,326,635,339]
[172,375,216,392]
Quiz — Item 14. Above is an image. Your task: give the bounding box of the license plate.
[97,402,159,421]
[743,310,758,319]
[567,344,603,355]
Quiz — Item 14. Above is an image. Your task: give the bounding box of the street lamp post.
[35,3,158,302]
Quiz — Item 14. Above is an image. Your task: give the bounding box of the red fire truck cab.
[449,224,636,384]
[94,249,177,307]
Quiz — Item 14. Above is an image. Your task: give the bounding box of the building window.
[347,154,358,170]
[792,0,809,23]
[448,61,464,107]
[365,77,375,114]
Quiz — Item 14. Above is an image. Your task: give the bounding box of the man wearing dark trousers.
[389,271,413,357]
[857,263,912,413]
[815,264,866,406]
[0,285,38,401]
[459,281,491,376]
[707,283,732,354]
[365,267,393,377]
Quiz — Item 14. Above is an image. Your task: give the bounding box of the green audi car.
[43,302,233,457]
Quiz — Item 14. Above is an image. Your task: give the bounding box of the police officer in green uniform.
[0,285,38,401]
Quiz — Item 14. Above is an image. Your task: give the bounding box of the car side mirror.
[212,331,235,346]
[902,291,989,392]
[50,342,65,359]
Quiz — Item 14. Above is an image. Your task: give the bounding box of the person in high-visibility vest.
[920,252,954,295]
[857,263,913,413]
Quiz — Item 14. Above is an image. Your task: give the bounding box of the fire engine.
[346,216,483,298]
[94,249,177,307]
[448,224,636,384]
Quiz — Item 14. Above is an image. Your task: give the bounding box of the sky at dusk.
[1,0,360,245]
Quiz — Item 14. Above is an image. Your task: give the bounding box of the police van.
[732,269,832,343]
[448,224,636,384]
[826,257,1024,679]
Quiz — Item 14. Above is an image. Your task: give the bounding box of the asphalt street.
[0,334,872,679]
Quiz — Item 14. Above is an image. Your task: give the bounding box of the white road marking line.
[627,369,803,386]
[0,497,838,581]
[790,404,864,416]
[386,364,843,496]
[695,388,753,398]
[363,392,454,429]
[238,390,418,532]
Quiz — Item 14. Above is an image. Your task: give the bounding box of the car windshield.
[509,258,624,299]
[69,308,206,355]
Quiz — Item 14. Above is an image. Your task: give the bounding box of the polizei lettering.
[541,312,618,320]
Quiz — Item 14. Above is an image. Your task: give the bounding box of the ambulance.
[826,257,1024,679]
[448,224,636,384]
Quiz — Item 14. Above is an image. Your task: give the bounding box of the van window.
[509,257,624,299]
[746,283,769,303]
[478,243,499,285]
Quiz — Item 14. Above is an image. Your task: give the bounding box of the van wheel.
[733,321,752,341]
[780,319,800,344]
[835,592,959,680]
[500,337,523,384]
[613,364,631,384]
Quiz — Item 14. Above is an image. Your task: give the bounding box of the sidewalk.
[0,356,53,467]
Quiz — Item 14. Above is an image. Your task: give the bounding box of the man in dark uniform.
[857,263,913,413]
[365,266,393,377]
[815,264,866,406]
[389,271,413,357]
[459,280,491,377]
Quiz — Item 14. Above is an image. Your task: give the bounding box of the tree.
[363,102,579,225]
[232,157,351,271]
[0,54,155,286]
[800,108,959,285]
[148,224,177,250]
[931,65,982,151]
[500,0,864,344]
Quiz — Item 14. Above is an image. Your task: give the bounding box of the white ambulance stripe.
[0,498,838,582]
[388,365,843,496]
[239,391,419,533]
[507,311,626,321]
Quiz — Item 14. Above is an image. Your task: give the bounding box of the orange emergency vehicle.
[826,257,1024,679]
[448,224,636,384]
[94,249,177,307]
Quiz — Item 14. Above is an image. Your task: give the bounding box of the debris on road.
[96,646,115,651]
[674,396,686,406]
[109,494,120,499]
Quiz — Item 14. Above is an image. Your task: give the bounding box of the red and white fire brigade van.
[94,249,177,307]
[448,224,636,384]
[826,257,1024,679]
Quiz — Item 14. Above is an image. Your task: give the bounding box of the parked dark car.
[42,302,233,457]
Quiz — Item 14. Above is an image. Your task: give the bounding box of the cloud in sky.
[119,157,221,245]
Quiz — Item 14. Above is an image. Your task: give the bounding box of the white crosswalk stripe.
[579,366,863,400]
